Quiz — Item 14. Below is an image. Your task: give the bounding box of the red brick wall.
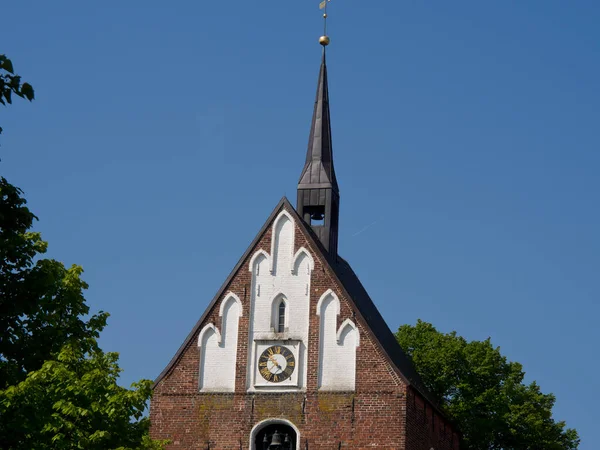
[150,203,457,449]
[151,391,409,449]
[405,388,459,450]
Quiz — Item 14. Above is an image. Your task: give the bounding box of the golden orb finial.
[319,0,332,46]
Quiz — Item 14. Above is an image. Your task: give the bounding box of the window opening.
[278,301,286,333]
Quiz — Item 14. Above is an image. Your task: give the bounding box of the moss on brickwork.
[317,393,354,423]
[254,394,304,424]
[196,395,236,439]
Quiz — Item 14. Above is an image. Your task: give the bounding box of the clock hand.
[268,355,283,372]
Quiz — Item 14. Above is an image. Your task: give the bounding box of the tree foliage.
[396,320,579,450]
[0,54,34,135]
[0,178,107,389]
[0,178,166,449]
[0,54,165,449]
[1,343,164,449]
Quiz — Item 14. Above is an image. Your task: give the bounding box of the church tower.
[150,9,461,449]
[297,50,339,257]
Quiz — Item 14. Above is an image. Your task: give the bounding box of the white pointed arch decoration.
[337,318,360,347]
[198,322,228,391]
[219,292,243,318]
[291,246,315,275]
[198,295,241,392]
[316,289,340,317]
[317,290,358,390]
[270,210,295,274]
[218,292,242,350]
[197,323,221,348]
[249,249,270,275]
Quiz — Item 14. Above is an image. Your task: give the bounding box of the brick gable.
[150,198,459,449]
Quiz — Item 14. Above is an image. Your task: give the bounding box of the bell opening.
[304,205,326,226]
[255,423,296,450]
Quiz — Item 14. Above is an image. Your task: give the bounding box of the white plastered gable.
[292,247,314,275]
[246,210,312,391]
[197,292,241,392]
[317,289,359,391]
[270,209,295,275]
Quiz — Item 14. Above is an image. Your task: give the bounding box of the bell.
[310,211,324,221]
[270,430,283,447]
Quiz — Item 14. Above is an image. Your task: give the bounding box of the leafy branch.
[0,54,35,135]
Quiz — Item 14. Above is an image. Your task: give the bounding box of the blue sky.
[2,0,599,447]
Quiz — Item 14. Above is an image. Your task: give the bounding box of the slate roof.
[153,197,442,415]
[329,255,432,398]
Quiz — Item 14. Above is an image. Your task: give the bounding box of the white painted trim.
[337,319,360,347]
[248,249,270,274]
[316,289,340,317]
[197,323,221,348]
[291,247,314,274]
[270,293,288,331]
[270,210,295,274]
[249,418,300,450]
[219,292,243,317]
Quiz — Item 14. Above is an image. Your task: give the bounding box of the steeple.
[297,47,340,257]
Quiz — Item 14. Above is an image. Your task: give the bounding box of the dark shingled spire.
[298,51,338,192]
[297,50,340,257]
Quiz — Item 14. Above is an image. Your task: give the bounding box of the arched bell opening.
[251,419,298,450]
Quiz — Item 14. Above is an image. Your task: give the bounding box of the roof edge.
[152,197,448,422]
[283,206,449,419]
[152,196,290,388]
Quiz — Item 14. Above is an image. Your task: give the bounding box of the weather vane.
[319,0,332,46]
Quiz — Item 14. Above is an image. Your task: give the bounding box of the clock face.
[258,345,296,383]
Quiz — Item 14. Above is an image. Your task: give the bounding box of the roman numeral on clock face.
[258,345,296,383]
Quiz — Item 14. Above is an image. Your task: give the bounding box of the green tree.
[396,320,579,450]
[0,55,165,449]
[0,180,166,449]
[0,178,107,389]
[1,341,164,449]
[0,54,34,135]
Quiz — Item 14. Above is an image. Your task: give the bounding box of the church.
[150,23,461,450]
